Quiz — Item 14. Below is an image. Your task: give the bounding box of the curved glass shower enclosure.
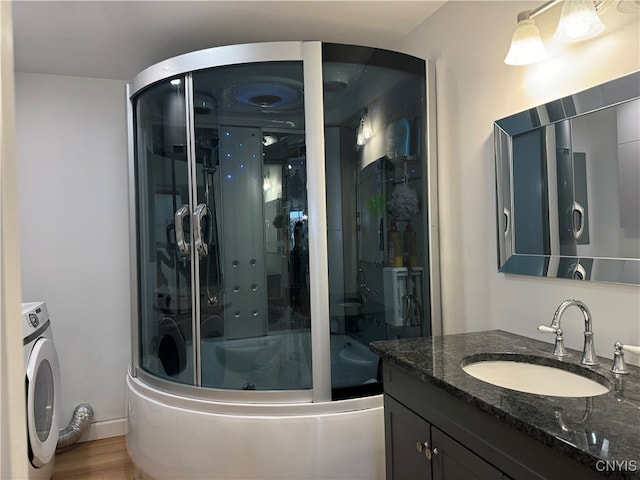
[129,42,436,403]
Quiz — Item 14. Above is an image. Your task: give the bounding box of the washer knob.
[28,313,40,327]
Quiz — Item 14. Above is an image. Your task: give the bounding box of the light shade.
[553,0,605,43]
[504,19,549,65]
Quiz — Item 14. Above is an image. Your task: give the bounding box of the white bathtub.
[126,372,385,479]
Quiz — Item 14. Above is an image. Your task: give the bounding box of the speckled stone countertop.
[370,330,640,479]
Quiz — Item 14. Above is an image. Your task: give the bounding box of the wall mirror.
[495,71,640,285]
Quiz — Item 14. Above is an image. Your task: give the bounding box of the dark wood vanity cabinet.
[385,395,431,479]
[385,395,504,480]
[382,361,601,480]
[430,427,508,480]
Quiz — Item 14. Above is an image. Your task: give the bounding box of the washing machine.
[22,301,61,480]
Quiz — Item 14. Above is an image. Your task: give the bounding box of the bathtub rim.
[127,366,383,415]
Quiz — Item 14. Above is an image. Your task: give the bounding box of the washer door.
[25,337,60,467]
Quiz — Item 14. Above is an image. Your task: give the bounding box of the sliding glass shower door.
[133,76,194,384]
[133,54,313,391]
[191,61,312,390]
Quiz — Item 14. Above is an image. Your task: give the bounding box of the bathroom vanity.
[370,330,640,480]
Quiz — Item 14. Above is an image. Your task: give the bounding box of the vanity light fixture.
[504,0,608,66]
[553,0,605,42]
[504,12,549,66]
[356,109,373,146]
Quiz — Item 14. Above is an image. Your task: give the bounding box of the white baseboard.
[78,417,128,442]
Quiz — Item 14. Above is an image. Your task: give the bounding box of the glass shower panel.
[134,77,194,384]
[192,62,312,390]
[322,45,430,400]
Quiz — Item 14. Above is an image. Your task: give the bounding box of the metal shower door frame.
[127,41,332,402]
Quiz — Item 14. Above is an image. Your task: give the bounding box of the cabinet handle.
[415,441,437,460]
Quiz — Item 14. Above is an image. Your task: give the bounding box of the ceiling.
[11,1,446,81]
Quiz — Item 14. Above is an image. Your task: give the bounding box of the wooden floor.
[52,435,134,480]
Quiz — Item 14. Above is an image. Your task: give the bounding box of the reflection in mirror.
[494,71,640,285]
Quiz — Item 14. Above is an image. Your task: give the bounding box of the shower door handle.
[175,204,191,257]
[194,203,209,258]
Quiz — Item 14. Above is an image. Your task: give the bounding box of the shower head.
[228,81,302,109]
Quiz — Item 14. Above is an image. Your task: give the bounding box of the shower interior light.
[170,79,181,86]
[263,135,278,147]
[504,0,607,66]
[356,109,373,146]
[553,0,605,42]
[362,112,373,141]
[356,126,366,146]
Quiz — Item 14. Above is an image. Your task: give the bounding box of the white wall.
[15,73,130,436]
[396,2,640,362]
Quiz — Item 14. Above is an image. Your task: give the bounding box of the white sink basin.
[462,355,610,398]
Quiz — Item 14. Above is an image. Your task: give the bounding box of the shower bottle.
[387,220,403,267]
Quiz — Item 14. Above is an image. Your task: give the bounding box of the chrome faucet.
[538,299,599,366]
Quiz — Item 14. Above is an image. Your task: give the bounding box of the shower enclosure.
[127,42,439,479]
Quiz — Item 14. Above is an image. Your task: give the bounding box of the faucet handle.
[611,342,640,375]
[538,325,568,358]
[538,325,557,334]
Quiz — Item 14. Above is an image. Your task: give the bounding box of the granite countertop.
[370,330,640,479]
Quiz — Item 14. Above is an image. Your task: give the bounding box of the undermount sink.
[461,354,611,398]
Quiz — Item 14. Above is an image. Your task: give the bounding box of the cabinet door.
[431,427,502,480]
[384,396,432,480]
[133,77,194,383]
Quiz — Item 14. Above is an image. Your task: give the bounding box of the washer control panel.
[21,301,49,339]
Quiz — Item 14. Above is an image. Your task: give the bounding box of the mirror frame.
[494,70,640,285]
